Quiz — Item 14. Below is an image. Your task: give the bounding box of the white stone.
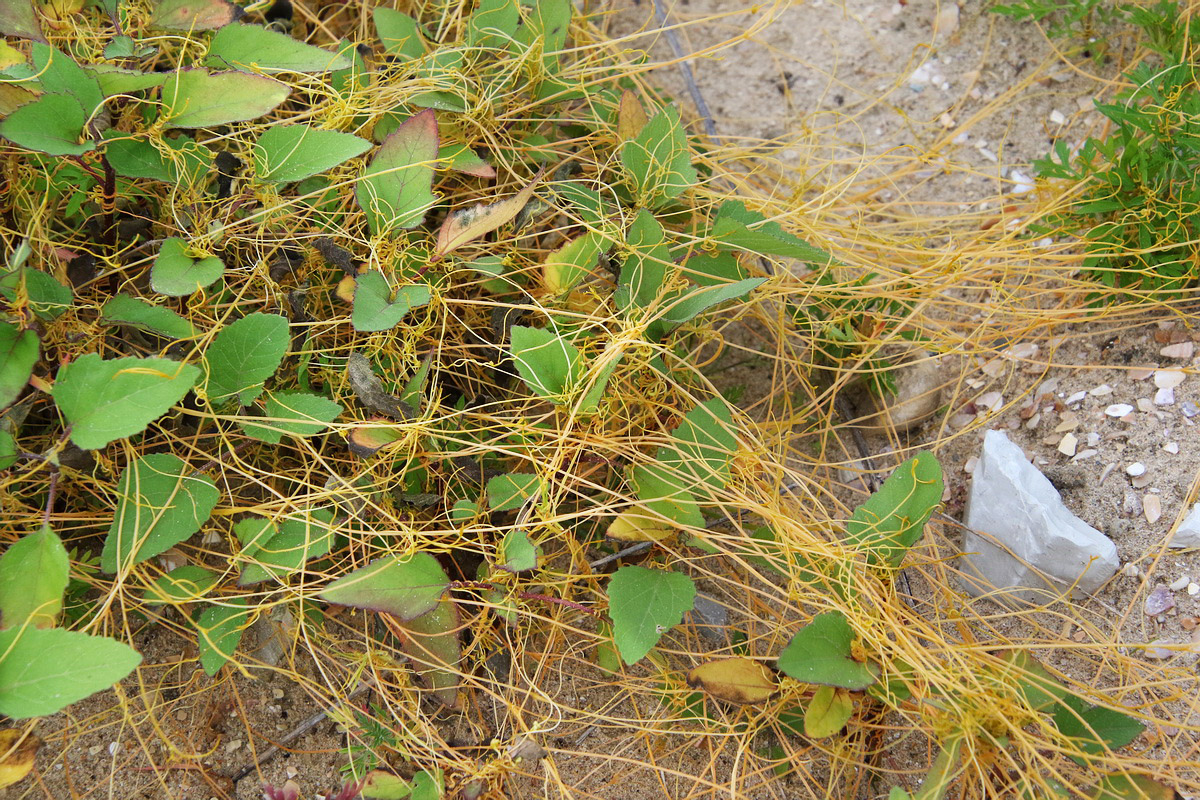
[960,430,1119,602]
[1171,575,1191,591]
[1155,370,1186,389]
[1105,403,1134,417]
[1170,502,1200,548]
[1126,462,1146,477]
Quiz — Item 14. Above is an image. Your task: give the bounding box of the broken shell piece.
[1145,585,1176,615]
[1164,442,1180,455]
[1126,462,1146,477]
[1154,388,1175,406]
[1057,432,1078,456]
[1090,384,1114,396]
[1128,367,1156,381]
[1144,494,1163,524]
[1132,474,1152,489]
[1105,403,1135,418]
[1066,390,1087,405]
[1155,370,1186,390]
[1190,583,1199,596]
[1161,342,1195,359]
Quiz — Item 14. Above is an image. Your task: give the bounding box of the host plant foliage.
[0,0,1159,796]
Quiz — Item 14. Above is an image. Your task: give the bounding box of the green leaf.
[514,0,570,74]
[357,109,439,236]
[151,237,225,296]
[542,230,605,295]
[360,770,412,800]
[150,0,240,30]
[208,23,351,73]
[319,552,450,621]
[100,454,220,573]
[1051,694,1144,761]
[804,685,854,738]
[144,565,220,605]
[253,124,371,183]
[606,565,696,665]
[390,601,461,707]
[374,8,425,59]
[0,93,93,156]
[85,64,170,96]
[711,201,834,264]
[240,391,342,444]
[509,325,581,403]
[53,354,201,450]
[0,526,68,629]
[101,294,198,340]
[104,134,213,184]
[683,251,746,287]
[439,143,495,178]
[102,35,155,60]
[0,322,37,408]
[0,0,42,41]
[993,649,1070,713]
[31,44,103,116]
[630,462,704,528]
[661,278,766,327]
[845,451,943,568]
[1092,773,1177,800]
[352,271,432,332]
[0,266,72,320]
[0,430,15,471]
[202,312,290,406]
[498,530,539,572]
[777,611,879,689]
[235,508,334,585]
[161,68,289,128]
[467,0,520,50]
[616,209,671,313]
[196,599,252,675]
[486,473,542,511]
[653,398,738,494]
[0,627,141,719]
[620,104,696,208]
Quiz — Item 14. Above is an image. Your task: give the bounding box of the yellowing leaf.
[804,685,854,738]
[0,729,39,789]
[433,169,544,259]
[0,41,24,70]
[607,508,675,543]
[617,89,648,141]
[543,230,605,295]
[687,658,777,705]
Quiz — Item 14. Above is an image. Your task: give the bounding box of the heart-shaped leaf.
[498,530,540,572]
[0,526,68,630]
[509,325,581,403]
[352,270,431,332]
[203,312,290,406]
[235,508,334,585]
[53,354,201,450]
[620,104,696,208]
[85,64,171,96]
[776,611,879,689]
[161,69,289,128]
[543,230,606,295]
[151,237,224,296]
[0,627,141,719]
[208,23,351,73]
[710,200,834,264]
[607,565,696,665]
[356,109,439,236]
[1051,694,1144,761]
[320,552,449,621]
[104,134,213,184]
[31,44,103,116]
[687,658,778,705]
[374,8,425,59]
[487,473,543,511]
[0,93,93,156]
[0,322,37,409]
[100,454,219,573]
[630,462,704,528]
[804,685,854,738]
[253,124,371,183]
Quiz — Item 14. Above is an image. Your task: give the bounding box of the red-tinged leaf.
[319,552,449,621]
[346,424,405,457]
[150,0,241,30]
[382,600,462,708]
[0,0,43,41]
[357,109,439,236]
[439,143,496,178]
[433,169,545,258]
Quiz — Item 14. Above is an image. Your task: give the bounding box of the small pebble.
[272,688,285,699]
[1072,449,1098,461]
[1129,367,1156,381]
[1145,494,1163,523]
[1155,369,1186,389]
[225,739,243,753]
[1126,462,1146,477]
[1049,109,1066,125]
[1138,397,1157,412]
[1164,442,1180,454]
[88,745,102,757]
[1123,492,1142,517]
[1086,431,1100,447]
[1161,342,1195,359]
[1132,474,1152,489]
[1090,384,1114,396]
[1146,585,1176,615]
[1143,640,1176,660]
[1183,401,1199,418]
[964,456,979,474]
[977,391,1003,412]
[1170,575,1191,591]
[1155,388,1176,406]
[1058,432,1078,456]
[1190,583,1200,596]
[1066,390,1087,405]
[1105,403,1135,417]
[1121,562,1141,578]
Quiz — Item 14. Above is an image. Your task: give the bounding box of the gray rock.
[686,593,729,642]
[1170,503,1200,548]
[960,430,1118,602]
